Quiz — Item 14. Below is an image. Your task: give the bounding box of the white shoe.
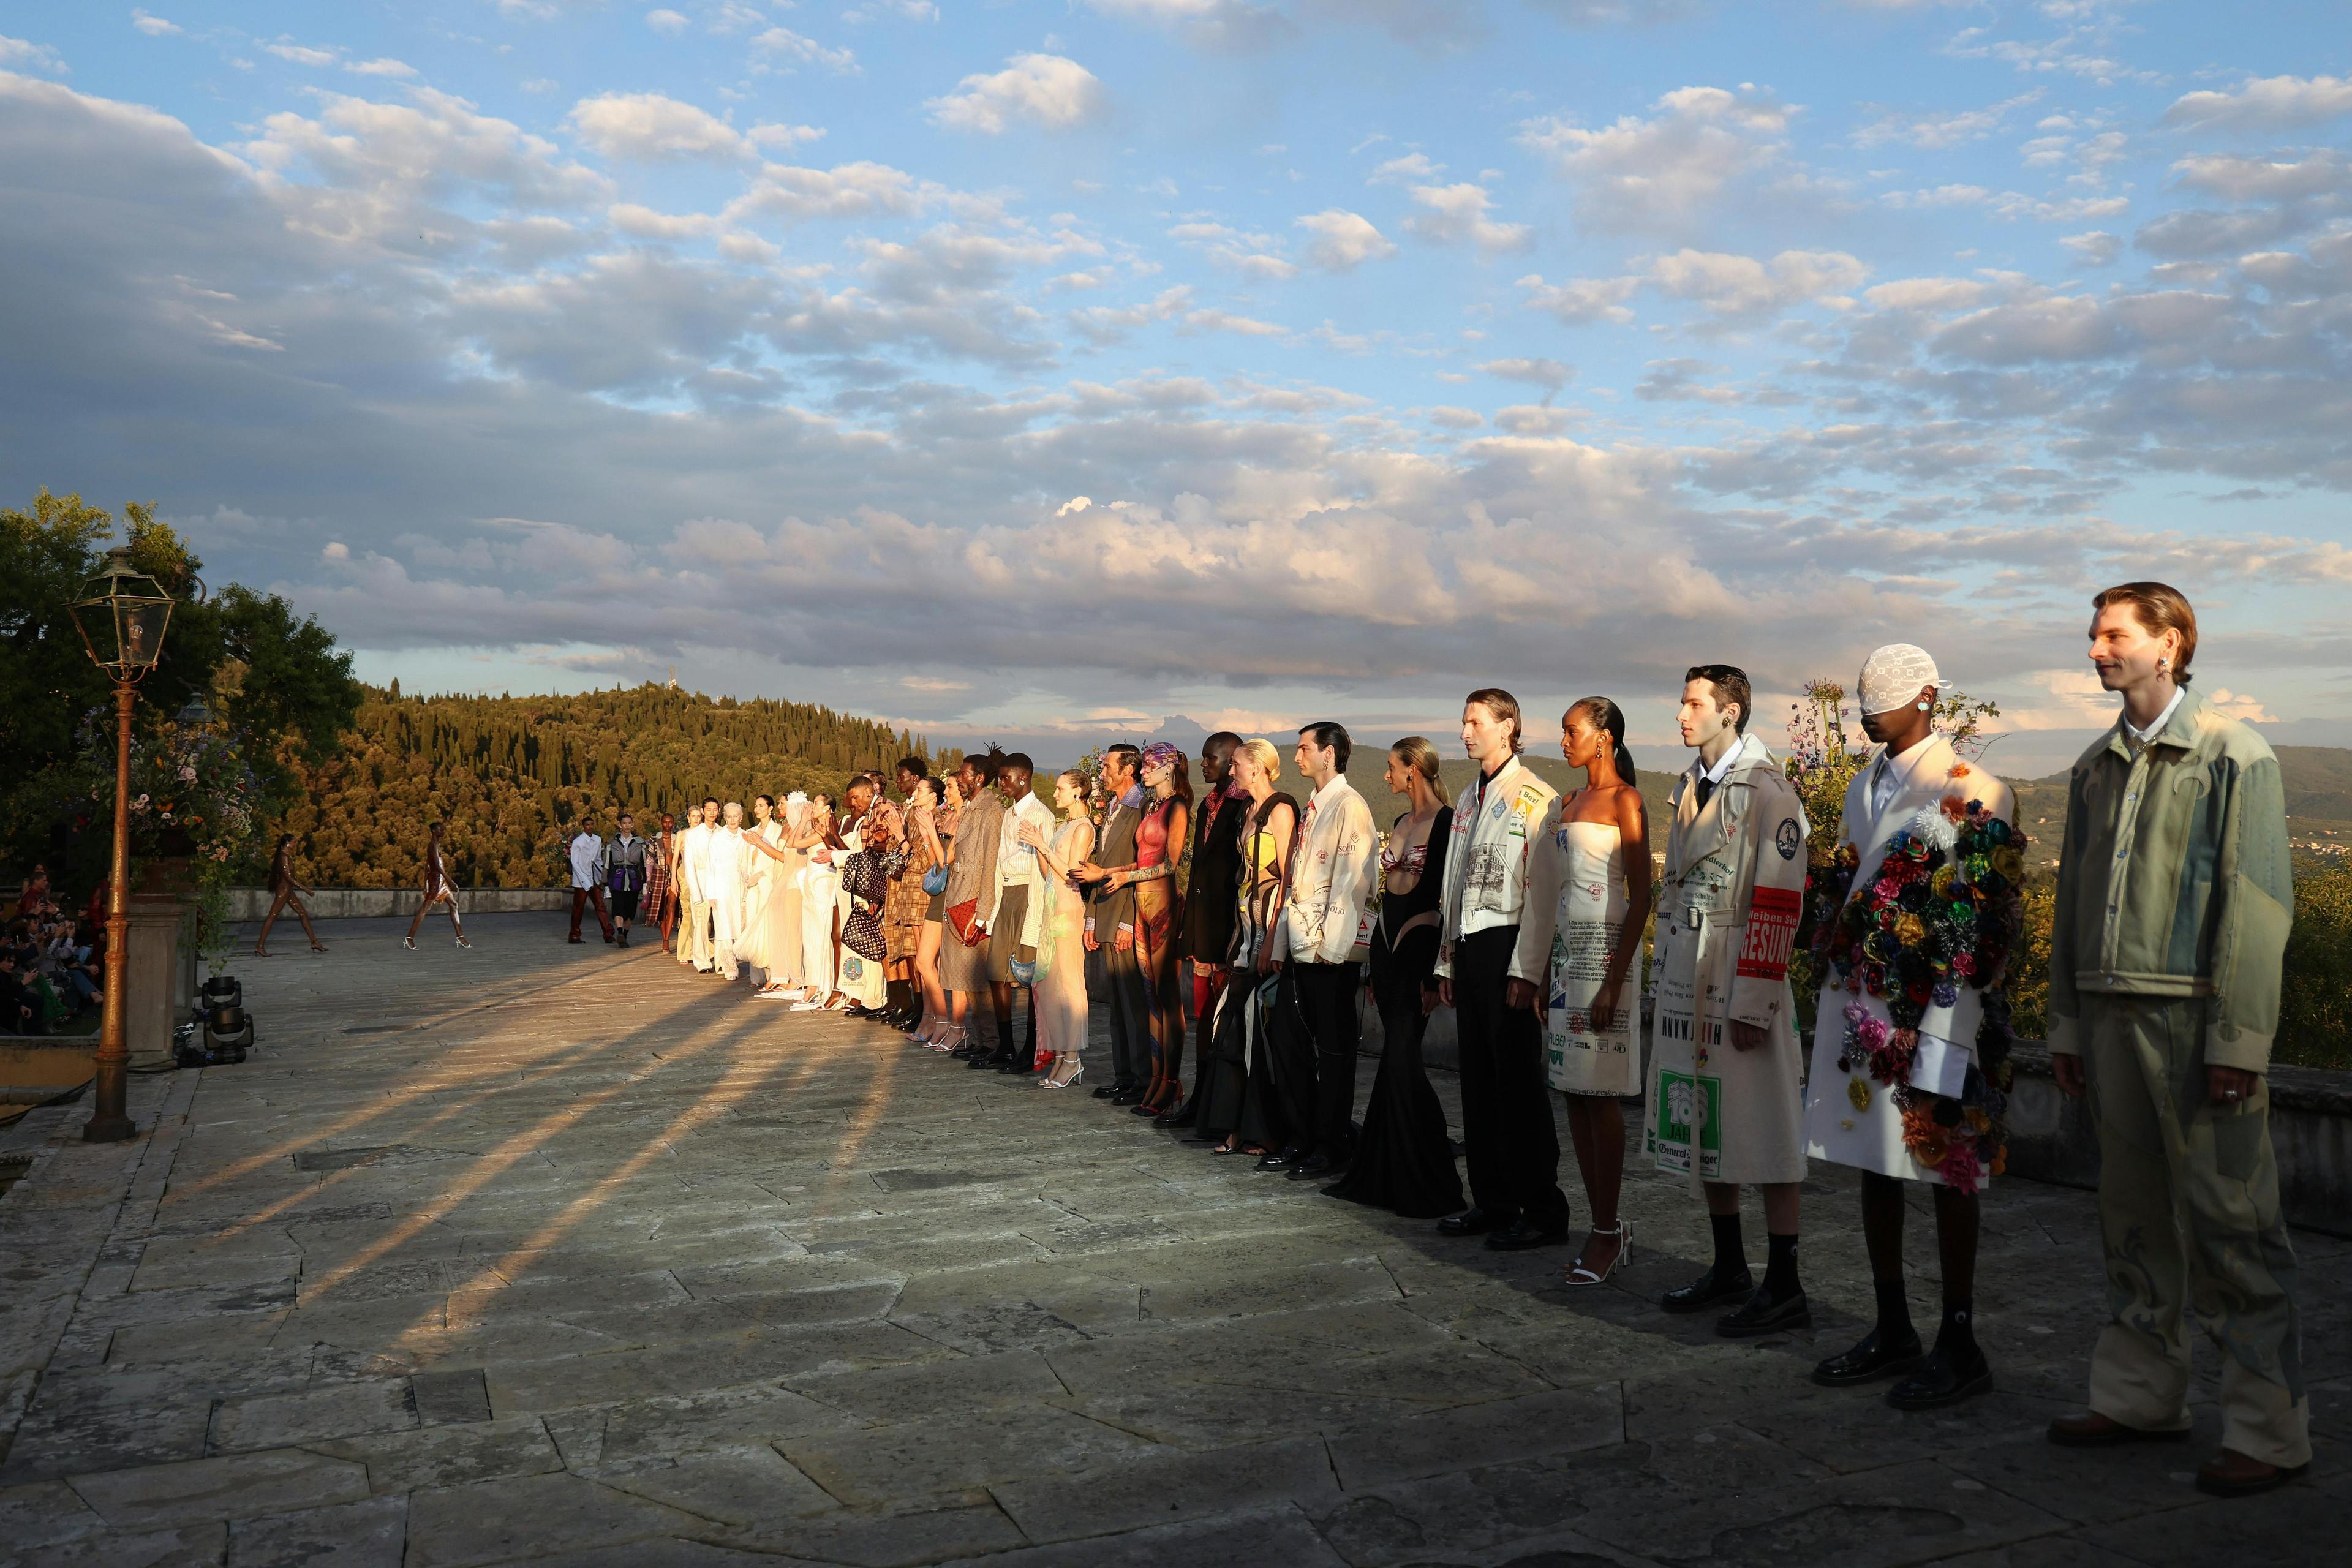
[789,1000,824,1011]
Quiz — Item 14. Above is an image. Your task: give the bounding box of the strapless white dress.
[1542,821,1638,1096]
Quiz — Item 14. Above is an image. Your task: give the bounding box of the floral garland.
[1810,776,2029,1194]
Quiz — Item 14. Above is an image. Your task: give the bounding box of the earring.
[2157,658,2169,673]
[1917,701,1930,712]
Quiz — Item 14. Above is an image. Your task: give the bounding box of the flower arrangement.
[1814,792,2029,1193]
[74,710,270,971]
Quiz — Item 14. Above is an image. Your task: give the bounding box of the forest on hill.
[281,685,940,891]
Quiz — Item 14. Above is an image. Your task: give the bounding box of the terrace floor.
[0,912,2342,1567]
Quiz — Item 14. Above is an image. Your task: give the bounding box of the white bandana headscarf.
[1858,644,1941,715]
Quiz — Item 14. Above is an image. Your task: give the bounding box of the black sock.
[888,979,909,1016]
[1763,1232,1801,1303]
[1709,1212,1747,1280]
[1874,1280,1915,1344]
[1936,1297,1978,1359]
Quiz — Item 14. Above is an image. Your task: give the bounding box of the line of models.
[377,577,2307,1502]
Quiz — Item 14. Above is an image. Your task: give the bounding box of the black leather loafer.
[1716,1286,1811,1338]
[1888,1344,1991,1409]
[1812,1327,1926,1387]
[1436,1208,1496,1237]
[1660,1265,1754,1315]
[1486,1218,1569,1251]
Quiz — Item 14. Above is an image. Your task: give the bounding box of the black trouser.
[1290,959,1362,1161]
[1102,933,1153,1088]
[1452,926,1569,1229]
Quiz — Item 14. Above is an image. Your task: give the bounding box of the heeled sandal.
[1564,1221,1631,1287]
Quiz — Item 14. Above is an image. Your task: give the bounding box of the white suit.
[696,823,747,979]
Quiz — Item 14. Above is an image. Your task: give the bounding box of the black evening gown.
[1324,806,1465,1218]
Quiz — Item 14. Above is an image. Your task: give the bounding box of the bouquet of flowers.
[1815,788,2029,1193]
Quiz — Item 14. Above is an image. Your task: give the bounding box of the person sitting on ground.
[0,950,38,1035]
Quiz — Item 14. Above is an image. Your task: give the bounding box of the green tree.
[0,489,363,886]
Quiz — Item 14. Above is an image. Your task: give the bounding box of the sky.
[3,1,2349,775]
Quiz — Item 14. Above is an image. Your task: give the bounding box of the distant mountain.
[2008,744,2352,870]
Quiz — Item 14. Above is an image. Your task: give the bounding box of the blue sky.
[4,2,2349,771]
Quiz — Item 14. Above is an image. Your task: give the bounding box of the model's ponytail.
[1571,696,1635,787]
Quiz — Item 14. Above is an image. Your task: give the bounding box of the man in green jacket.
[2044,582,2306,1497]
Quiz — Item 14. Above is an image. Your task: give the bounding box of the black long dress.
[1323,805,1466,1218]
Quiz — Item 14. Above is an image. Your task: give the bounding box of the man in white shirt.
[1431,689,1569,1249]
[1267,722,1378,1182]
[978,753,1058,1072]
[567,819,613,945]
[679,797,720,973]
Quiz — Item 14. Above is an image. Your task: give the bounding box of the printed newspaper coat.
[1803,736,2014,1185]
[1645,731,1810,1186]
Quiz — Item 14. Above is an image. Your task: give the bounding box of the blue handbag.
[921,864,949,896]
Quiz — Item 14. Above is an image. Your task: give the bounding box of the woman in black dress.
[1322,736,1464,1217]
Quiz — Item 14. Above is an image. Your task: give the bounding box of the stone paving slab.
[0,910,2336,1566]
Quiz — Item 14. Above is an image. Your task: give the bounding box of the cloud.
[1169,219,1298,279]
[1079,0,1293,53]
[752,27,859,74]
[1294,208,1394,270]
[347,58,420,79]
[645,8,690,33]
[568,92,758,161]
[131,10,181,36]
[0,35,65,73]
[1519,85,1789,231]
[1853,91,2038,150]
[263,42,341,67]
[1515,272,1640,325]
[1645,247,1867,318]
[1477,356,1573,394]
[2059,230,2120,266]
[723,160,933,225]
[1400,183,1532,255]
[927,53,1106,135]
[2163,74,2352,130]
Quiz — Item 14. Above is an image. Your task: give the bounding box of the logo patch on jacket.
[1776,820,1801,861]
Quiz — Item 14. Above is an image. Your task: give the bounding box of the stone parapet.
[226,886,574,919]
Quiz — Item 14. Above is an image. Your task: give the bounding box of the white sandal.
[1564,1221,1630,1287]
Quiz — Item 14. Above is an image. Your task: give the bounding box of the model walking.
[252,834,326,956]
[404,822,468,949]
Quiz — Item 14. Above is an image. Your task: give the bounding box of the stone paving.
[0,912,2342,1568]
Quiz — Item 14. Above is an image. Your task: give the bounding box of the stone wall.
[2004,1041,2352,1238]
[227,887,574,920]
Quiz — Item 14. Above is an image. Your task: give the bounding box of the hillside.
[281,685,935,889]
[2011,744,2352,869]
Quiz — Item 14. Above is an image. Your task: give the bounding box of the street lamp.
[69,547,178,1144]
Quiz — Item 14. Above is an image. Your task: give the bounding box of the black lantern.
[70,547,176,685]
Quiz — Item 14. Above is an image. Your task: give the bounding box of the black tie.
[1696,775,1715,811]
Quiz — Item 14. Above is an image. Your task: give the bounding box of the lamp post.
[69,547,177,1144]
